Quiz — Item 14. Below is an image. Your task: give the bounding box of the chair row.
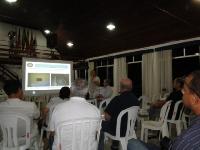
[140,100,187,143]
[0,106,139,150]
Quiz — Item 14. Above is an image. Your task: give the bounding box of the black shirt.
[105,91,139,136]
[166,90,183,119]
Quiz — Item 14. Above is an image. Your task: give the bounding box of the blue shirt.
[170,115,200,150]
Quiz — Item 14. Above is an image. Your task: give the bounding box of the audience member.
[101,79,113,99]
[89,69,100,98]
[94,79,113,101]
[43,86,70,124]
[40,87,70,150]
[98,78,139,150]
[167,70,200,149]
[149,77,183,119]
[49,79,100,150]
[0,80,40,139]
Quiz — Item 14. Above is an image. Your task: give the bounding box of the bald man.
[98,78,139,150]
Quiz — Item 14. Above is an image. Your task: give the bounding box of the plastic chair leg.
[120,139,127,150]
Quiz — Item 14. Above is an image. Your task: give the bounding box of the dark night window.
[172,57,200,78]
[172,48,184,57]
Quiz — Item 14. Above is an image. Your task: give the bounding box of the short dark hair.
[187,70,200,98]
[175,77,184,89]
[3,80,22,96]
[59,87,70,99]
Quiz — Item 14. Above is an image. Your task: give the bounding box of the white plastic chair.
[137,96,149,127]
[138,96,149,113]
[98,98,111,113]
[104,106,139,150]
[0,112,31,150]
[141,101,171,143]
[182,111,193,130]
[167,100,184,136]
[56,117,101,150]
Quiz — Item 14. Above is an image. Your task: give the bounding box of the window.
[126,54,142,97]
[172,57,200,78]
[95,58,114,86]
[73,62,88,80]
[127,63,142,97]
[172,44,200,78]
[185,45,199,56]
[172,47,184,57]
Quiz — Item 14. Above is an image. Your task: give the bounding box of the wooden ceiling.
[1,0,200,60]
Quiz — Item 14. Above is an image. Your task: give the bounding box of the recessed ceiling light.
[67,42,74,48]
[44,29,51,34]
[106,23,116,31]
[5,0,17,3]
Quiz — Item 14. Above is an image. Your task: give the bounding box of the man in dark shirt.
[149,78,183,119]
[98,78,139,150]
[166,78,183,119]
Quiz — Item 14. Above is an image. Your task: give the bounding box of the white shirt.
[49,96,100,150]
[46,97,67,109]
[102,86,113,98]
[46,97,68,125]
[0,98,40,137]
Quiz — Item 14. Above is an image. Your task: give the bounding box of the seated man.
[98,78,139,150]
[168,71,200,149]
[43,86,70,125]
[49,79,100,150]
[149,77,183,119]
[0,80,40,140]
[96,79,113,101]
[40,87,70,150]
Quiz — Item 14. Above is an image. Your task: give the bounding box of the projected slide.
[24,61,71,91]
[51,74,69,86]
[28,73,50,87]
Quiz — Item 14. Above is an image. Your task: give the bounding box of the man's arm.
[103,111,111,121]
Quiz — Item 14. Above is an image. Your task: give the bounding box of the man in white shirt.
[44,87,70,125]
[49,79,100,150]
[0,80,40,139]
[102,79,113,99]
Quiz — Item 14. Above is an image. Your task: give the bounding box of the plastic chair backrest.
[159,101,171,122]
[0,112,31,150]
[98,98,111,113]
[115,106,139,140]
[138,96,149,108]
[171,100,184,121]
[56,117,100,150]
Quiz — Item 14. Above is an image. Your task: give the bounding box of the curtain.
[160,50,173,94]
[113,57,127,96]
[142,50,172,102]
[74,70,78,80]
[88,61,94,82]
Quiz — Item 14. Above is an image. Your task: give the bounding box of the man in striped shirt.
[170,70,200,149]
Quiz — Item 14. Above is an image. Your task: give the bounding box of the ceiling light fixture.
[67,42,74,48]
[44,29,51,34]
[106,23,116,31]
[5,0,17,3]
